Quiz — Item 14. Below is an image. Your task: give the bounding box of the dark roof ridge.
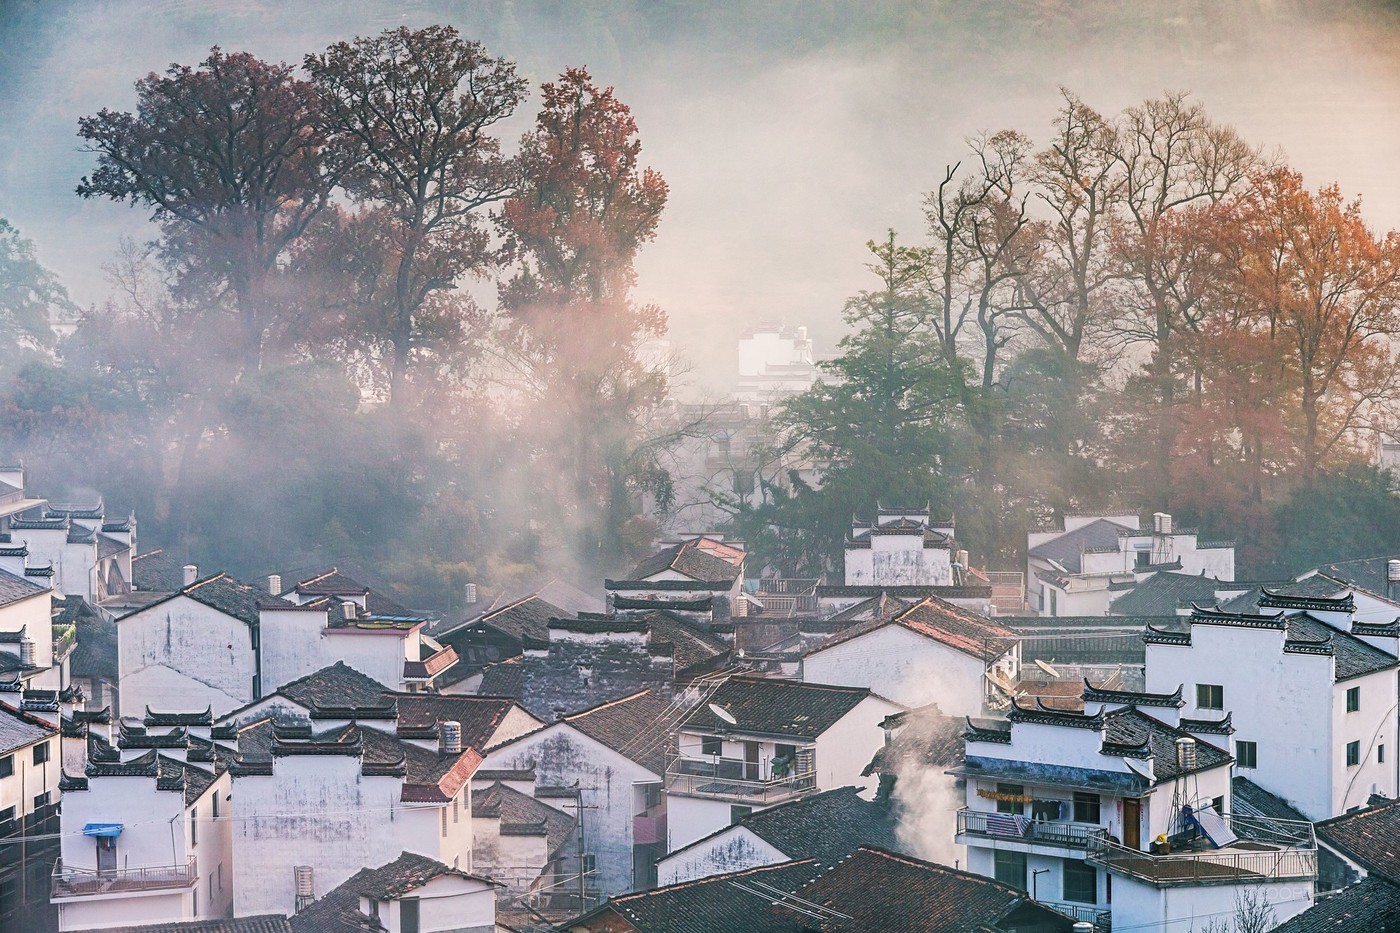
[1189,604,1287,628]
[1007,697,1106,730]
[1083,678,1184,708]
[611,857,820,903]
[1259,587,1355,612]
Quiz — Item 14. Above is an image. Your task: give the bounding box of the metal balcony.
[1085,814,1317,888]
[956,807,1098,849]
[51,856,198,897]
[665,755,816,805]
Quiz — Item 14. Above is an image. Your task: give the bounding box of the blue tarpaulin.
[82,823,123,837]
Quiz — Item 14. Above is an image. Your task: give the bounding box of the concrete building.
[801,596,1018,716]
[665,676,902,853]
[1027,512,1235,617]
[1144,595,1399,819]
[953,686,1316,929]
[53,737,232,931]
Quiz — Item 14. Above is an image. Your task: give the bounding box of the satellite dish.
[1034,659,1061,679]
[708,703,737,725]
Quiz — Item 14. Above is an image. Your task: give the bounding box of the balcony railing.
[956,808,1097,849]
[1086,825,1316,888]
[666,756,816,805]
[52,856,198,897]
[1041,900,1111,929]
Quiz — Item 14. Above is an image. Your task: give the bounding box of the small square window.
[1347,687,1360,712]
[1196,684,1224,710]
[33,791,50,810]
[701,736,722,756]
[0,755,13,778]
[32,742,49,765]
[1347,741,1361,767]
[994,850,1027,890]
[1237,741,1257,769]
[730,805,752,824]
[1073,792,1101,824]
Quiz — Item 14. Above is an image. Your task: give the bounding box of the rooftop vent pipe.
[267,574,281,596]
[183,564,197,587]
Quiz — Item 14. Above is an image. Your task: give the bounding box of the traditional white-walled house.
[0,566,60,691]
[604,538,745,620]
[227,717,482,918]
[118,570,454,719]
[843,509,957,587]
[666,676,903,854]
[3,498,134,605]
[655,785,899,885]
[470,779,578,905]
[53,740,232,931]
[801,596,1018,716]
[1144,595,1399,819]
[289,850,500,933]
[0,700,61,931]
[1027,512,1235,617]
[953,687,1315,930]
[478,688,675,899]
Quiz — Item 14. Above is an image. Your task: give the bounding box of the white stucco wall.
[802,625,987,715]
[656,825,787,884]
[1110,874,1312,931]
[0,590,54,670]
[665,794,754,853]
[119,596,256,717]
[322,630,412,691]
[480,724,658,896]
[1331,671,1397,814]
[844,536,952,587]
[230,755,452,916]
[0,728,57,822]
[815,696,904,792]
[1147,625,1337,820]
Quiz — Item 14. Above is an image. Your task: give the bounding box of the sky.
[3,0,1400,391]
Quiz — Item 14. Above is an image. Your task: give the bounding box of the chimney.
[183,564,197,587]
[1387,560,1400,601]
[19,638,34,668]
[464,583,478,605]
[341,600,357,622]
[1176,736,1197,771]
[267,574,281,596]
[439,720,462,755]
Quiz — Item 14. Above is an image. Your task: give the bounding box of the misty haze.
[4,2,1400,932]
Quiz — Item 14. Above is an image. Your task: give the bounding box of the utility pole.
[561,788,600,911]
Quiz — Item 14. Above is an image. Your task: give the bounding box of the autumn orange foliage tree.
[499,68,674,570]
